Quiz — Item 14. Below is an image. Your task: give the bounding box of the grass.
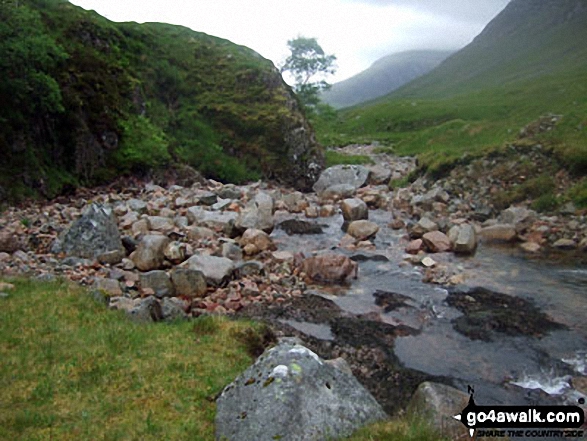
[343,416,450,441]
[325,150,374,167]
[317,69,587,180]
[0,277,260,440]
[0,277,460,440]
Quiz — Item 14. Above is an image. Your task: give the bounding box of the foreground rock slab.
[215,338,387,441]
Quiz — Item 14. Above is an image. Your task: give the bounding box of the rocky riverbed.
[1,146,586,438]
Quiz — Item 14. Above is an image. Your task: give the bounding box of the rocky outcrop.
[313,165,370,195]
[215,338,387,441]
[53,204,124,259]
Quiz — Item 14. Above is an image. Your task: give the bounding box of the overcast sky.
[69,0,511,83]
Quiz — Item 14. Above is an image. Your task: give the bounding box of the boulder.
[479,224,517,243]
[313,164,370,194]
[161,297,187,321]
[180,254,234,286]
[0,230,23,253]
[298,254,358,284]
[163,241,186,264]
[405,239,424,255]
[347,220,379,241]
[235,192,274,234]
[277,219,324,235]
[109,296,162,322]
[55,203,124,259]
[500,206,536,232]
[340,198,368,222]
[448,224,477,255]
[94,278,123,296]
[422,231,451,253]
[320,184,357,200]
[409,217,438,239]
[139,270,174,298]
[553,238,576,250]
[128,198,148,214]
[215,338,387,441]
[131,235,170,271]
[221,241,244,261]
[170,268,207,298]
[187,207,238,235]
[146,216,175,232]
[367,165,391,185]
[407,382,469,440]
[240,229,275,254]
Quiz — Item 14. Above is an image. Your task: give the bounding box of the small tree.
[280,36,336,109]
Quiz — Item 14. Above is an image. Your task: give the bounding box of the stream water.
[271,209,587,439]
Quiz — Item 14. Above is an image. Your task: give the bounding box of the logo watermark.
[453,386,585,438]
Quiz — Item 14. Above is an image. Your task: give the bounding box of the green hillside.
[319,0,587,183]
[0,0,323,202]
[321,50,453,109]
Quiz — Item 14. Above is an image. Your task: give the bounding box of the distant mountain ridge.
[321,50,453,109]
[391,0,587,99]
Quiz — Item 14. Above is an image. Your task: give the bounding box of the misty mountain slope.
[392,0,587,99]
[321,50,453,109]
[317,0,587,191]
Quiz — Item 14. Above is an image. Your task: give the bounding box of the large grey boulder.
[313,165,370,194]
[131,235,170,271]
[55,204,124,259]
[170,268,207,298]
[235,192,275,234]
[448,224,477,255]
[407,382,469,440]
[340,198,368,222]
[139,270,174,298]
[215,338,387,441]
[180,254,234,286]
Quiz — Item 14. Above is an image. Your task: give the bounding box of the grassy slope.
[0,278,450,440]
[318,0,587,189]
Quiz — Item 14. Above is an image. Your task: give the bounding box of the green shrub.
[113,115,170,173]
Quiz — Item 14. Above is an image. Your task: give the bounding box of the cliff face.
[0,0,323,201]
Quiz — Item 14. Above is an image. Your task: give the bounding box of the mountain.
[321,50,453,109]
[393,0,587,98]
[0,0,323,202]
[319,0,587,196]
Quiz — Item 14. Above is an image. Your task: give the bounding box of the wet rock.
[313,164,370,194]
[240,228,275,255]
[298,254,358,284]
[139,270,174,298]
[55,203,124,259]
[235,192,274,234]
[131,235,170,271]
[180,254,234,286]
[447,286,564,341]
[407,382,469,440]
[479,224,518,243]
[319,204,336,217]
[304,206,319,218]
[553,238,577,250]
[347,220,379,241]
[448,224,477,255]
[389,218,405,230]
[422,231,451,253]
[520,242,541,253]
[421,256,437,268]
[0,230,23,253]
[373,290,411,312]
[340,198,368,222]
[215,338,387,441]
[170,268,207,298]
[161,297,187,321]
[277,219,324,235]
